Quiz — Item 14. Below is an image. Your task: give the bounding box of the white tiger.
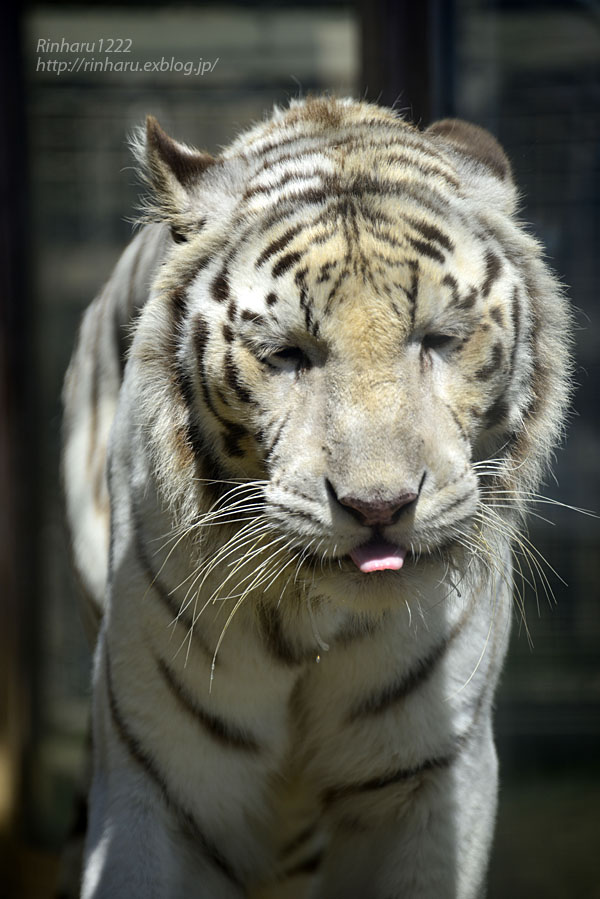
[62,96,573,898]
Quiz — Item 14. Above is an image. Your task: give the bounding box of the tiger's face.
[187,220,513,584]
[132,99,568,605]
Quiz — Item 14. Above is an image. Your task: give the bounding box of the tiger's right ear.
[134,116,218,230]
[426,119,518,215]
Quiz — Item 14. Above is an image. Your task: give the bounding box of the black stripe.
[347,639,451,723]
[508,285,522,383]
[323,268,349,314]
[441,273,460,306]
[180,253,214,289]
[246,124,429,166]
[156,654,261,752]
[356,205,396,230]
[224,351,253,404]
[245,169,332,202]
[257,604,307,667]
[456,286,478,310]
[490,306,504,327]
[280,822,319,858]
[405,216,454,252]
[392,179,457,222]
[322,751,455,806]
[294,266,309,287]
[240,309,267,326]
[197,447,236,506]
[264,189,329,221]
[323,173,449,206]
[317,261,336,282]
[444,402,469,444]
[475,341,504,380]
[325,633,493,814]
[250,148,308,176]
[266,291,279,306]
[309,218,340,246]
[345,598,476,723]
[243,177,455,238]
[334,614,382,649]
[255,223,305,267]
[170,285,188,327]
[273,251,303,278]
[265,413,290,461]
[173,357,207,461]
[353,173,455,205]
[220,420,249,457]
[211,268,230,304]
[440,278,478,316]
[406,236,445,264]
[104,648,243,888]
[481,251,502,298]
[377,154,460,189]
[299,286,314,333]
[191,314,221,422]
[400,260,419,327]
[362,223,403,251]
[249,192,331,237]
[281,849,323,879]
[370,250,412,270]
[248,129,446,176]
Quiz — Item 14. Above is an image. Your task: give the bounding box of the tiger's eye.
[267,346,310,372]
[422,333,455,351]
[170,227,188,244]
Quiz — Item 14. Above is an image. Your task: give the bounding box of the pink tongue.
[349,540,407,573]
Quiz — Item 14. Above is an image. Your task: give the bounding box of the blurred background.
[1,0,599,896]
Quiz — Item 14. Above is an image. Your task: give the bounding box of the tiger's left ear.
[134,116,222,234]
[426,119,517,215]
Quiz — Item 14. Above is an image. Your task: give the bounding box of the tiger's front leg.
[81,634,253,899]
[315,718,498,899]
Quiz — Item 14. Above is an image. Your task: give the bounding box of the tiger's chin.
[303,572,421,619]
[298,544,463,616]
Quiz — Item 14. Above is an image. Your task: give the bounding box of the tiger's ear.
[134,116,219,233]
[145,116,216,194]
[426,119,517,215]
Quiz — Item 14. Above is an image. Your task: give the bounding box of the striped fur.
[62,97,573,898]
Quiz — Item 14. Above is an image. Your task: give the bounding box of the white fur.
[63,98,572,898]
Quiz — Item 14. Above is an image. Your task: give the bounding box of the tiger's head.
[130,97,572,610]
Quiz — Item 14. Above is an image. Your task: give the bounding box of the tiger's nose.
[334,489,419,527]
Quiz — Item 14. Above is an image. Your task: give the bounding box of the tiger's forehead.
[196,102,513,348]
[232,203,491,345]
[238,132,462,224]
[230,99,466,261]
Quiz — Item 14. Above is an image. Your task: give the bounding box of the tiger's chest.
[107,519,507,792]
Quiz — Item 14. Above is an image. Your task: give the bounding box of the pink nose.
[337,492,418,527]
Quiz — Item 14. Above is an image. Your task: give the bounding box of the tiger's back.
[62,97,572,898]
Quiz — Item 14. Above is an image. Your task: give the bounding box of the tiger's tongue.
[349,540,407,573]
